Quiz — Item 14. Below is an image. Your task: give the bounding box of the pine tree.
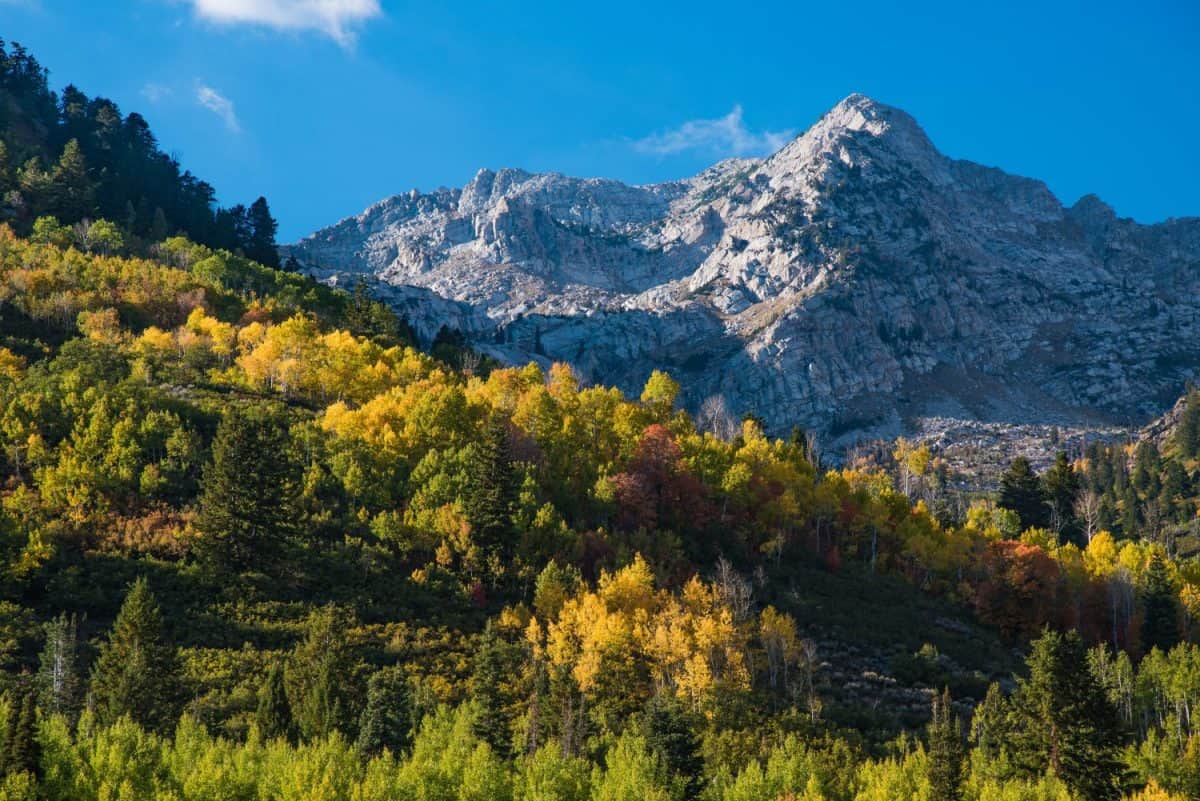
[469,622,513,758]
[89,577,183,734]
[246,196,280,268]
[643,694,704,801]
[1043,452,1081,544]
[4,689,39,779]
[1010,629,1125,801]
[36,612,80,722]
[255,660,294,742]
[1,690,38,781]
[998,457,1050,531]
[463,415,517,578]
[1141,552,1180,654]
[1120,485,1140,539]
[926,688,965,801]
[1176,391,1200,460]
[288,606,356,742]
[46,138,95,222]
[357,665,412,756]
[193,406,297,572]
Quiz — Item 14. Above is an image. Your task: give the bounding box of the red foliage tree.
[971,540,1070,640]
[611,425,712,534]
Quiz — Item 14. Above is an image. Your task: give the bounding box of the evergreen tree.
[926,688,965,801]
[463,415,517,576]
[643,694,704,801]
[1120,486,1141,539]
[1010,629,1125,801]
[1141,552,1180,654]
[998,457,1050,531]
[45,138,95,222]
[357,665,412,756]
[469,622,513,758]
[1043,452,1082,544]
[246,196,280,268]
[36,612,80,721]
[89,577,183,734]
[4,689,39,779]
[193,406,298,572]
[255,660,294,742]
[288,606,356,742]
[1176,392,1200,460]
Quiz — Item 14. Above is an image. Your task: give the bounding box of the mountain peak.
[764,93,946,183]
[815,92,934,151]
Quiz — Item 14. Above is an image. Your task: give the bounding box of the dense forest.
[4,37,1200,801]
[0,39,281,266]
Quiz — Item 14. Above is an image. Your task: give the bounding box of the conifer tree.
[1176,392,1200,460]
[1010,629,1125,801]
[288,606,355,742]
[469,622,513,758]
[1043,452,1081,544]
[463,415,517,576]
[46,138,95,222]
[998,457,1050,531]
[194,406,297,572]
[3,689,39,779]
[255,660,294,742]
[1141,552,1180,654]
[246,196,280,268]
[36,612,80,722]
[357,665,412,756]
[643,694,704,801]
[89,577,183,734]
[926,688,965,801]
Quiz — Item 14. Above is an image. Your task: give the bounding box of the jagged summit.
[287,98,1200,447]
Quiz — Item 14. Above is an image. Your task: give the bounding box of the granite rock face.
[287,94,1200,446]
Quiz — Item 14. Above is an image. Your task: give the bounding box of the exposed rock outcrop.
[288,94,1200,447]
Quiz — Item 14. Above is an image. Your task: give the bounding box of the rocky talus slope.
[287,94,1200,448]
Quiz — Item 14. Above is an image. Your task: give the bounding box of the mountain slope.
[288,94,1200,445]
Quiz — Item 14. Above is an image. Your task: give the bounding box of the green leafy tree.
[29,215,71,248]
[1141,552,1180,654]
[36,613,80,722]
[1010,629,1126,801]
[357,665,412,756]
[592,730,679,801]
[193,405,298,571]
[926,688,965,801]
[255,660,295,742]
[89,577,183,734]
[998,457,1050,531]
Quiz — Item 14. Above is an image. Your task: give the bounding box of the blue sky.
[2,0,1197,241]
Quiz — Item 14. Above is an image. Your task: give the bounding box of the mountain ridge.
[287,94,1200,447]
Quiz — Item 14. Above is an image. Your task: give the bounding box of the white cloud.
[141,83,173,103]
[633,106,794,159]
[186,0,382,47]
[196,85,240,132]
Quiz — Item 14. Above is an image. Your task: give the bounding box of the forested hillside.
[0,220,1198,800]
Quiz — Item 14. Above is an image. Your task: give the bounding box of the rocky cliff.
[287,94,1200,447]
